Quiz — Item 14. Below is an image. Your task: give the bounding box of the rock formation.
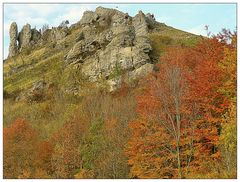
[65,7,156,90]
[133,10,149,36]
[18,23,32,51]
[8,6,159,91]
[8,22,18,58]
[31,28,42,44]
[8,22,69,57]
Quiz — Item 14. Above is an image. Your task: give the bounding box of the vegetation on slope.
[3,24,236,179]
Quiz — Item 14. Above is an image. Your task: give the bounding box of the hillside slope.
[3,6,237,180]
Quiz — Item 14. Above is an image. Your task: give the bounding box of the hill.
[3,6,237,179]
[4,6,199,98]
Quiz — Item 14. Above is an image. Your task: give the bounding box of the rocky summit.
[65,7,156,90]
[6,6,197,92]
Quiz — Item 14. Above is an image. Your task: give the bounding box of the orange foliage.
[3,118,40,178]
[50,116,88,178]
[35,141,54,175]
[126,37,227,178]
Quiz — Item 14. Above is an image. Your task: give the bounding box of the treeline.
[3,30,237,179]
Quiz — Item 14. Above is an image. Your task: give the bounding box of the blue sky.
[3,3,237,59]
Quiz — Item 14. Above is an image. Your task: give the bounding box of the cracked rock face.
[18,24,42,52]
[31,28,42,44]
[133,10,149,36]
[8,22,18,58]
[18,23,32,51]
[51,27,69,42]
[65,7,156,90]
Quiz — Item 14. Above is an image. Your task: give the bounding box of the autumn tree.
[34,141,54,178]
[75,91,135,179]
[126,47,196,178]
[184,38,225,177]
[50,112,89,178]
[4,118,40,178]
[126,36,228,178]
[96,118,130,178]
[187,30,237,178]
[214,30,237,178]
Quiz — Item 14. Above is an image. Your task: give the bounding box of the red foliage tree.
[3,118,40,178]
[126,37,227,178]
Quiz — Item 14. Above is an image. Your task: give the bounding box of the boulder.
[95,6,116,17]
[14,80,48,102]
[129,63,154,80]
[112,12,131,27]
[65,40,101,64]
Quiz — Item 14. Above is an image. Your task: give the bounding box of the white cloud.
[26,4,61,17]
[4,4,95,32]
[5,4,61,19]
[187,24,207,36]
[53,5,93,26]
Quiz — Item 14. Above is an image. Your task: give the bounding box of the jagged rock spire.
[18,23,32,51]
[8,22,18,58]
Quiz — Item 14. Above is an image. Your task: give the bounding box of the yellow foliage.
[74,169,95,179]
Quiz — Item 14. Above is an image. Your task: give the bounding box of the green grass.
[154,23,198,39]
[3,26,81,95]
[4,52,65,94]
[149,26,200,63]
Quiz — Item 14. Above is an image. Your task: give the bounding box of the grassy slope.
[149,23,200,62]
[3,27,83,137]
[4,26,81,95]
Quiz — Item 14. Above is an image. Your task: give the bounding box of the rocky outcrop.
[18,24,43,51]
[51,27,69,42]
[8,22,18,58]
[65,7,156,91]
[8,22,69,57]
[18,24,32,51]
[8,7,158,91]
[79,11,99,25]
[16,80,53,102]
[133,11,149,36]
[31,28,42,43]
[8,23,42,56]
[40,26,69,49]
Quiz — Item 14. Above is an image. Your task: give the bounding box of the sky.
[3,3,237,59]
